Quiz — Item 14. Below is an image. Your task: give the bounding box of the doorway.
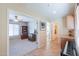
[46,22,52,48]
[8,10,38,56]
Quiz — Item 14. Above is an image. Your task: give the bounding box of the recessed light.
[53,11,56,14]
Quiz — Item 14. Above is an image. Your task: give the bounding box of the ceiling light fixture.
[15,16,18,22]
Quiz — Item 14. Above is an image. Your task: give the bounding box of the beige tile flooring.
[25,38,61,56]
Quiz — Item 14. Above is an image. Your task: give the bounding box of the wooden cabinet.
[21,26,28,39]
[66,15,74,29]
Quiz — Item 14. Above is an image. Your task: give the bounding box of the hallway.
[25,38,60,56]
[0,3,76,56]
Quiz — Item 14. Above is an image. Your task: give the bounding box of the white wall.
[53,18,68,37]
[28,20,37,34]
[37,20,48,48]
[75,5,79,55]
[0,7,2,56]
[46,22,51,40]
[0,7,8,56]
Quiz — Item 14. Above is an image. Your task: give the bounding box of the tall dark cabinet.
[21,26,28,39]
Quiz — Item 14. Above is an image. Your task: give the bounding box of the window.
[9,24,19,36]
[9,24,14,36]
[13,24,19,36]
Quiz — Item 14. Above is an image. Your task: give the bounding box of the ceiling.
[9,3,76,21]
[9,11,35,22]
[23,3,75,20]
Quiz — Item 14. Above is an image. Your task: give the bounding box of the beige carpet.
[9,39,38,56]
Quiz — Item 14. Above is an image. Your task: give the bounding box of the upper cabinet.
[66,15,74,29]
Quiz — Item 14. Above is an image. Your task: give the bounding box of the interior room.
[9,10,39,56]
[0,3,79,56]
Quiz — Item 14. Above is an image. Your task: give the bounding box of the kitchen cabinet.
[66,15,74,29]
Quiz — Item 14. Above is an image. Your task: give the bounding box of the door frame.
[7,9,39,56]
